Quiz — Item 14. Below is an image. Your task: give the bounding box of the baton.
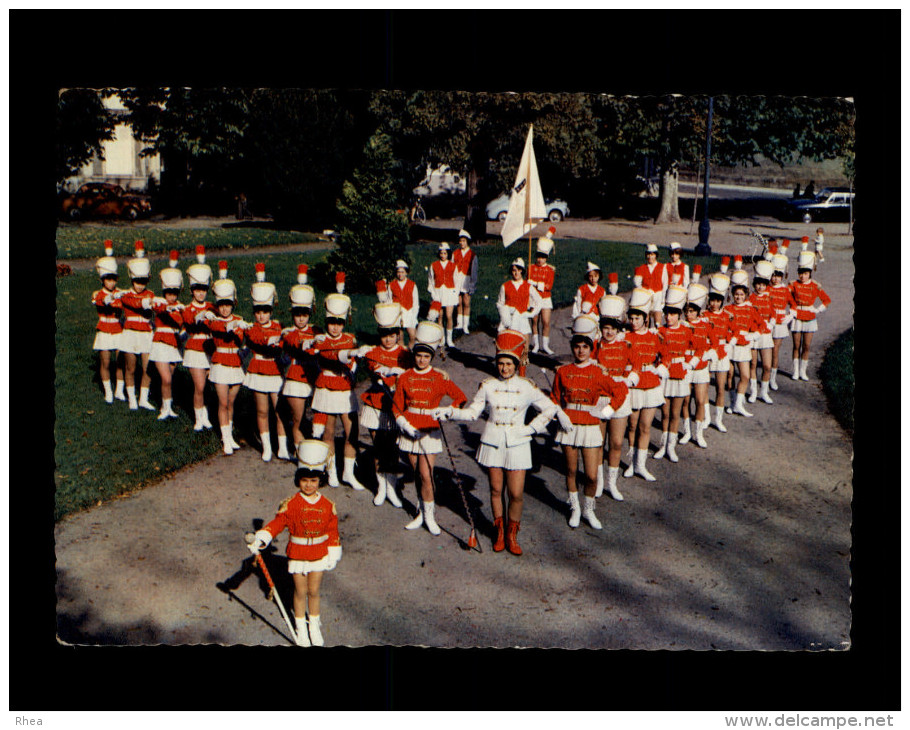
[244,533,298,645]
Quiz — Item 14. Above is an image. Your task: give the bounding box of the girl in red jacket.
[680,274,715,448]
[748,260,776,404]
[528,228,557,354]
[248,439,342,647]
[119,241,157,412]
[149,251,185,420]
[725,282,764,418]
[183,246,215,431]
[91,240,125,403]
[789,251,832,382]
[767,251,796,390]
[243,263,289,462]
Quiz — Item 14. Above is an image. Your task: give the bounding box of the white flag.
[501,125,547,248]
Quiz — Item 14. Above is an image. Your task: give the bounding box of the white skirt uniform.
[555,423,604,449]
[433,287,459,308]
[149,341,182,364]
[664,375,692,398]
[754,332,773,350]
[397,428,443,455]
[790,318,819,334]
[690,367,711,385]
[450,375,557,470]
[210,363,245,386]
[183,349,211,369]
[400,306,419,329]
[630,384,665,410]
[730,343,753,363]
[312,387,358,414]
[288,553,335,574]
[281,379,313,399]
[243,371,284,393]
[598,379,632,419]
[360,403,396,431]
[118,329,154,355]
[709,347,731,373]
[539,296,554,311]
[772,323,791,339]
[93,331,122,351]
[649,290,665,313]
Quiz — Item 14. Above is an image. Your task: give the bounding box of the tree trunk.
[655,161,681,223]
[463,164,488,242]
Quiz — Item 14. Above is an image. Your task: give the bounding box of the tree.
[56,88,117,184]
[327,132,411,293]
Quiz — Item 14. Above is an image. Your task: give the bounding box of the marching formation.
[90,231,830,646]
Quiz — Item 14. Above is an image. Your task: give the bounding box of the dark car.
[60,182,153,221]
[784,187,854,223]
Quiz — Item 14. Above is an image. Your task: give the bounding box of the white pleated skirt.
[477,442,532,470]
[398,429,443,455]
[400,307,419,329]
[555,423,604,448]
[149,341,182,364]
[360,404,395,431]
[93,331,121,351]
[772,323,791,339]
[210,363,245,386]
[287,555,336,574]
[731,343,753,363]
[312,387,358,414]
[282,379,313,399]
[118,329,153,355]
[539,296,553,311]
[183,350,211,370]
[709,355,731,373]
[649,291,665,312]
[597,395,632,419]
[434,288,459,308]
[754,333,773,350]
[630,385,665,410]
[664,375,692,398]
[244,372,283,393]
[690,367,711,385]
[790,318,818,333]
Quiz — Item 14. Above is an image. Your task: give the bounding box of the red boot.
[492,516,506,552]
[505,520,522,556]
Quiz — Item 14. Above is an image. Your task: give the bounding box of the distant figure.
[236,192,251,220]
[802,181,815,199]
[792,183,801,199]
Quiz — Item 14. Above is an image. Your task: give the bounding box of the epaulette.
[433,367,450,380]
[481,376,498,387]
[277,495,295,514]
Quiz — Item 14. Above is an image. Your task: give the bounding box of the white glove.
[815,304,826,314]
[152,296,167,307]
[782,312,795,327]
[111,290,125,300]
[238,320,254,330]
[281,326,295,336]
[516,424,535,438]
[103,293,115,305]
[196,310,216,323]
[325,545,342,570]
[167,303,185,312]
[267,335,281,346]
[141,298,153,310]
[357,344,373,358]
[598,404,615,420]
[703,349,718,364]
[396,416,420,439]
[433,406,454,421]
[656,364,670,380]
[537,281,545,291]
[247,529,272,554]
[556,408,574,433]
[581,301,592,314]
[314,333,327,343]
[746,331,759,343]
[388,367,406,376]
[622,372,640,387]
[687,356,700,370]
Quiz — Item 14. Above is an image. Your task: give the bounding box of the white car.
[486,193,570,222]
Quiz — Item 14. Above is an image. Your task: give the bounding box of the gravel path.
[55,215,854,649]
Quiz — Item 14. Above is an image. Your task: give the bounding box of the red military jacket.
[528,263,555,298]
[635,262,668,293]
[91,288,124,334]
[789,279,831,321]
[748,291,774,333]
[393,367,467,430]
[658,323,696,380]
[725,302,765,345]
[702,309,734,360]
[594,338,634,380]
[624,328,663,389]
[361,344,412,410]
[151,300,184,348]
[308,332,357,391]
[182,300,216,353]
[768,283,797,324]
[119,288,156,332]
[264,492,340,562]
[245,319,284,376]
[390,278,418,312]
[551,360,627,425]
[206,314,246,368]
[281,324,321,384]
[686,318,713,371]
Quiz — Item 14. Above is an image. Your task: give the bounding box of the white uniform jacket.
[450,375,557,448]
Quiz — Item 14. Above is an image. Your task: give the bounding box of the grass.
[54,224,322,260]
[819,327,854,436]
[55,237,721,521]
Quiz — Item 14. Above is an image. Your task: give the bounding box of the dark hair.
[295,467,326,484]
[599,316,623,329]
[627,308,647,319]
[495,353,520,366]
[663,306,682,315]
[190,283,209,291]
[685,302,701,313]
[731,284,747,295]
[570,334,593,348]
[325,316,345,325]
[708,292,725,302]
[291,306,312,316]
[752,277,769,286]
[253,304,273,313]
[413,344,435,357]
[131,277,150,285]
[378,327,399,337]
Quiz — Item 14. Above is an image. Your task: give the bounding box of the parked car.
[486,193,570,222]
[59,182,153,221]
[784,187,854,223]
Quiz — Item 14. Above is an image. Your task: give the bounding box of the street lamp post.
[695,96,714,256]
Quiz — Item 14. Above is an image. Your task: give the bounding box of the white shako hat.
[296,439,330,473]
[127,240,151,279]
[645,243,659,254]
[374,301,402,329]
[797,251,816,270]
[687,282,709,310]
[187,245,213,287]
[754,259,775,281]
[586,261,601,274]
[160,250,183,290]
[457,229,471,241]
[664,284,688,310]
[709,272,731,297]
[438,242,451,252]
[669,241,682,252]
[414,320,445,355]
[571,314,600,345]
[510,257,526,270]
[730,255,749,287]
[289,265,314,308]
[212,261,237,303]
[772,253,790,275]
[250,262,276,306]
[95,239,118,278]
[599,293,626,320]
[627,287,653,314]
[395,259,410,271]
[324,293,351,319]
[536,226,557,256]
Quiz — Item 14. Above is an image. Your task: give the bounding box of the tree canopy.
[56,88,117,184]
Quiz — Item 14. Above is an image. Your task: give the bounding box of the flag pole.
[526,126,533,267]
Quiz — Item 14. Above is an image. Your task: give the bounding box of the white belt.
[407,407,435,415]
[290,534,329,546]
[156,327,176,334]
[216,347,235,354]
[125,315,147,323]
[670,357,686,364]
[98,316,118,323]
[565,403,599,413]
[641,364,658,373]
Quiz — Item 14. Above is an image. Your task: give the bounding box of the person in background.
[747,259,776,405]
[666,241,690,289]
[572,261,606,319]
[389,260,419,348]
[634,243,668,329]
[703,267,734,433]
[428,242,460,348]
[149,251,185,420]
[90,240,125,404]
[814,228,826,263]
[528,227,557,354]
[680,271,716,449]
[453,229,478,335]
[495,257,543,376]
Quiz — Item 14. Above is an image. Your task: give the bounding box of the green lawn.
[55,238,721,521]
[819,327,854,436]
[54,224,322,260]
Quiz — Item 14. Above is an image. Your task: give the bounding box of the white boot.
[678,418,692,445]
[463,317,470,335]
[800,358,810,381]
[446,329,455,347]
[694,421,708,448]
[373,473,387,506]
[606,466,624,501]
[530,334,540,353]
[343,456,366,490]
[732,393,753,418]
[456,313,465,331]
[653,431,669,460]
[294,616,311,647]
[760,381,774,404]
[635,449,657,482]
[114,380,126,401]
[769,368,779,391]
[747,379,758,403]
[201,409,213,429]
[138,386,155,410]
[405,500,424,530]
[221,425,234,455]
[667,433,679,463]
[157,398,173,420]
[193,407,205,431]
[276,436,291,461]
[384,474,403,508]
[127,388,138,411]
[623,447,636,478]
[541,336,555,355]
[567,491,581,528]
[714,405,728,433]
[423,500,441,535]
[326,453,340,487]
[260,431,273,461]
[227,422,241,449]
[791,357,801,380]
[594,464,605,498]
[583,496,602,530]
[308,614,324,647]
[102,380,114,404]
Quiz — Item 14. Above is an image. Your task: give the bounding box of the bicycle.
[409,196,426,224]
[747,228,770,264]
